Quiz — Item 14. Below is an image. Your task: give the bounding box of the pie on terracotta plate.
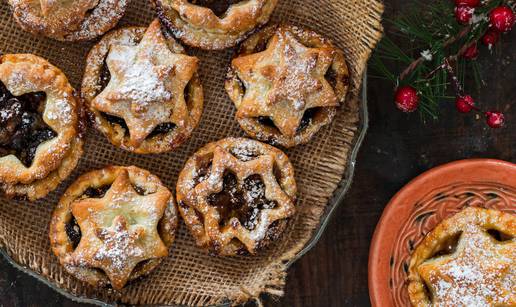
[368,159,516,307]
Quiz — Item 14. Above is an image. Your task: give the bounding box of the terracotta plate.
[368,159,516,307]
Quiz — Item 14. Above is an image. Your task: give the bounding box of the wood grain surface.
[1,1,515,306]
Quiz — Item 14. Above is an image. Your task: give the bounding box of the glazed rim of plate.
[368,159,516,307]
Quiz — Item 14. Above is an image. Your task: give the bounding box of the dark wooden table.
[1,1,514,306]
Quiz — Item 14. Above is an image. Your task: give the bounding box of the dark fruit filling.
[99,59,111,92]
[132,184,146,195]
[188,0,243,18]
[431,232,462,258]
[193,161,212,186]
[66,217,82,248]
[256,107,319,135]
[100,112,129,135]
[257,116,276,129]
[147,122,177,138]
[0,82,56,167]
[487,229,513,242]
[82,185,112,198]
[207,173,277,230]
[324,68,338,89]
[297,108,319,133]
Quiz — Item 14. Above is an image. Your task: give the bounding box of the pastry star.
[92,20,198,147]
[67,168,171,290]
[189,145,294,252]
[418,227,515,306]
[232,27,338,137]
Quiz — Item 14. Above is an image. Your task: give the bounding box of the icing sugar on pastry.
[226,24,350,148]
[408,207,515,307]
[8,0,127,41]
[176,138,297,256]
[91,19,199,148]
[232,27,337,137]
[50,166,178,290]
[0,54,83,200]
[153,0,278,50]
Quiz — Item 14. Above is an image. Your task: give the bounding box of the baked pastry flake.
[82,19,204,154]
[153,0,278,50]
[0,54,83,200]
[408,207,515,307]
[49,166,178,290]
[226,24,350,147]
[176,137,297,256]
[8,0,128,41]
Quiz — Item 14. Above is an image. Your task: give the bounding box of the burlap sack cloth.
[0,0,383,305]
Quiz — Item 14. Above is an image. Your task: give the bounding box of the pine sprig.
[370,0,509,121]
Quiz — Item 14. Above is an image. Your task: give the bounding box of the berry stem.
[399,25,472,82]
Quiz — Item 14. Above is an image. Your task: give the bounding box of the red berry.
[462,43,479,60]
[455,0,480,7]
[482,29,500,47]
[455,5,475,24]
[455,95,475,113]
[485,111,505,128]
[395,86,419,113]
[489,6,515,32]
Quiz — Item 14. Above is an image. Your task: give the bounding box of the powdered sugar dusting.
[107,47,172,107]
[428,224,515,306]
[230,140,260,161]
[94,220,144,271]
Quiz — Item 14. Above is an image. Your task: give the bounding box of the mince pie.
[49,166,178,290]
[82,19,204,154]
[153,0,278,50]
[226,24,350,148]
[0,54,83,200]
[176,137,297,256]
[408,207,515,307]
[8,0,128,41]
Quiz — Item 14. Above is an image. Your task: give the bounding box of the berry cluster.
[395,2,514,129]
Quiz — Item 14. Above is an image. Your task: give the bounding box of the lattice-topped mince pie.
[8,0,128,41]
[0,54,83,200]
[226,24,350,148]
[408,207,515,307]
[176,137,297,256]
[153,0,278,50]
[50,165,178,290]
[82,19,204,154]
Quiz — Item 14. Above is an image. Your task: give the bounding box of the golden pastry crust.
[226,24,350,148]
[153,0,278,50]
[81,20,204,154]
[8,0,128,41]
[49,165,179,290]
[0,54,83,200]
[408,207,515,307]
[176,137,297,256]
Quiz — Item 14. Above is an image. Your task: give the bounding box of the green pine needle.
[370,0,506,120]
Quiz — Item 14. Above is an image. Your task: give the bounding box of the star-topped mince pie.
[0,54,83,200]
[226,24,350,148]
[408,207,515,307]
[50,166,178,290]
[8,0,128,41]
[153,0,278,50]
[82,19,204,154]
[176,138,297,256]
